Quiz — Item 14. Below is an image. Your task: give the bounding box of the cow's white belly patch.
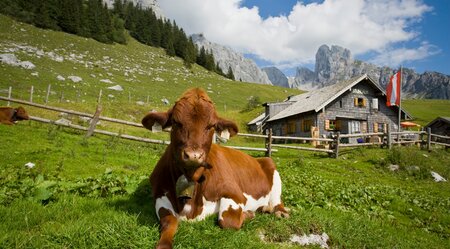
[157,170,282,221]
[179,197,219,222]
[155,195,176,220]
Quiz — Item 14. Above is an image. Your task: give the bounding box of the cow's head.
[142,88,238,181]
[14,106,29,121]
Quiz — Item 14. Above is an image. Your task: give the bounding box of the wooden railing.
[2,96,449,158]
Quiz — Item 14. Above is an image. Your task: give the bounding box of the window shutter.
[362,121,367,133]
[374,122,378,133]
[383,123,387,133]
[300,120,304,132]
[354,98,358,106]
[362,98,366,107]
[282,124,287,134]
[336,120,341,130]
[325,120,330,130]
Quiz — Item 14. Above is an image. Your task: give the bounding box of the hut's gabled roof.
[425,117,450,128]
[268,74,383,122]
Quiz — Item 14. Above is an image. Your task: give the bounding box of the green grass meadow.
[1,14,450,248]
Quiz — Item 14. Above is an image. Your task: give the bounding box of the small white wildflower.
[25,162,35,169]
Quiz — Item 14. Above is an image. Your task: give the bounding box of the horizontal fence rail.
[2,95,449,158]
[2,96,275,153]
[0,96,143,128]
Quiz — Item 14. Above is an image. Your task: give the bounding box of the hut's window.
[302,119,313,132]
[354,97,366,107]
[287,120,296,134]
[325,120,337,130]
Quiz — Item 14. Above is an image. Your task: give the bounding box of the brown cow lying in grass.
[0,106,29,125]
[142,88,289,249]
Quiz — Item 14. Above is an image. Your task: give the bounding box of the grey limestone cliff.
[103,0,164,18]
[262,67,289,88]
[191,34,271,85]
[294,44,450,99]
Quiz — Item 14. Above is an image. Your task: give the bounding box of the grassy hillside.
[0,14,299,133]
[403,99,450,126]
[1,14,450,249]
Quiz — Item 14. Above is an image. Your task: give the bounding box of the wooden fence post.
[334,132,340,158]
[128,91,131,103]
[387,124,392,149]
[29,85,34,103]
[146,95,150,104]
[427,127,432,152]
[85,105,103,138]
[97,90,102,104]
[420,128,425,149]
[76,90,80,103]
[7,86,12,106]
[59,91,64,103]
[265,128,273,157]
[45,84,51,105]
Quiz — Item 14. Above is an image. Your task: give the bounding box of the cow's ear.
[215,118,238,137]
[142,109,172,130]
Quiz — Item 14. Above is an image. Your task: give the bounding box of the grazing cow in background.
[0,106,29,125]
[142,88,289,249]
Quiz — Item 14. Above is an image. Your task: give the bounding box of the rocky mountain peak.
[315,44,354,84]
[191,34,271,85]
[262,67,289,88]
[103,0,164,18]
[292,44,450,99]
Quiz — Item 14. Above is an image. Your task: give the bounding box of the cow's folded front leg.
[157,208,179,249]
[218,198,246,230]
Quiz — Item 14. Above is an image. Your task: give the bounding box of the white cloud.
[370,42,441,67]
[159,0,433,68]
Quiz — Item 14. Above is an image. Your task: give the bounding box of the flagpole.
[398,66,402,132]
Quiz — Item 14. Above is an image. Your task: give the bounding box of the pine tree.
[197,46,207,67]
[58,0,82,35]
[149,10,161,47]
[34,0,58,30]
[205,49,215,71]
[183,37,197,68]
[173,26,188,59]
[215,62,224,76]
[227,66,235,80]
[112,15,127,44]
[161,20,175,56]
[113,0,125,17]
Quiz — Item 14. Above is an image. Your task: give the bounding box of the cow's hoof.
[275,210,290,218]
[244,211,256,219]
[156,243,172,249]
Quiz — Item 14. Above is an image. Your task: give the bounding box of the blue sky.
[160,0,449,76]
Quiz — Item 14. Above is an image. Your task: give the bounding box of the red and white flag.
[386,71,401,106]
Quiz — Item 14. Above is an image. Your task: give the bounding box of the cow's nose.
[182,149,205,164]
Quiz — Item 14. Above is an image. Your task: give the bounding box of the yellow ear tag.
[220,129,230,140]
[152,123,162,133]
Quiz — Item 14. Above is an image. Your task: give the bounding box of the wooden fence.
[2,84,154,106]
[0,96,272,153]
[2,96,449,158]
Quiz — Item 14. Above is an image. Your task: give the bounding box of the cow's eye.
[206,124,213,130]
[173,121,182,128]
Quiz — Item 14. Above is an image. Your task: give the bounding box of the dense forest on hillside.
[0,0,231,77]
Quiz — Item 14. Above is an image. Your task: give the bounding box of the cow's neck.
[11,109,18,121]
